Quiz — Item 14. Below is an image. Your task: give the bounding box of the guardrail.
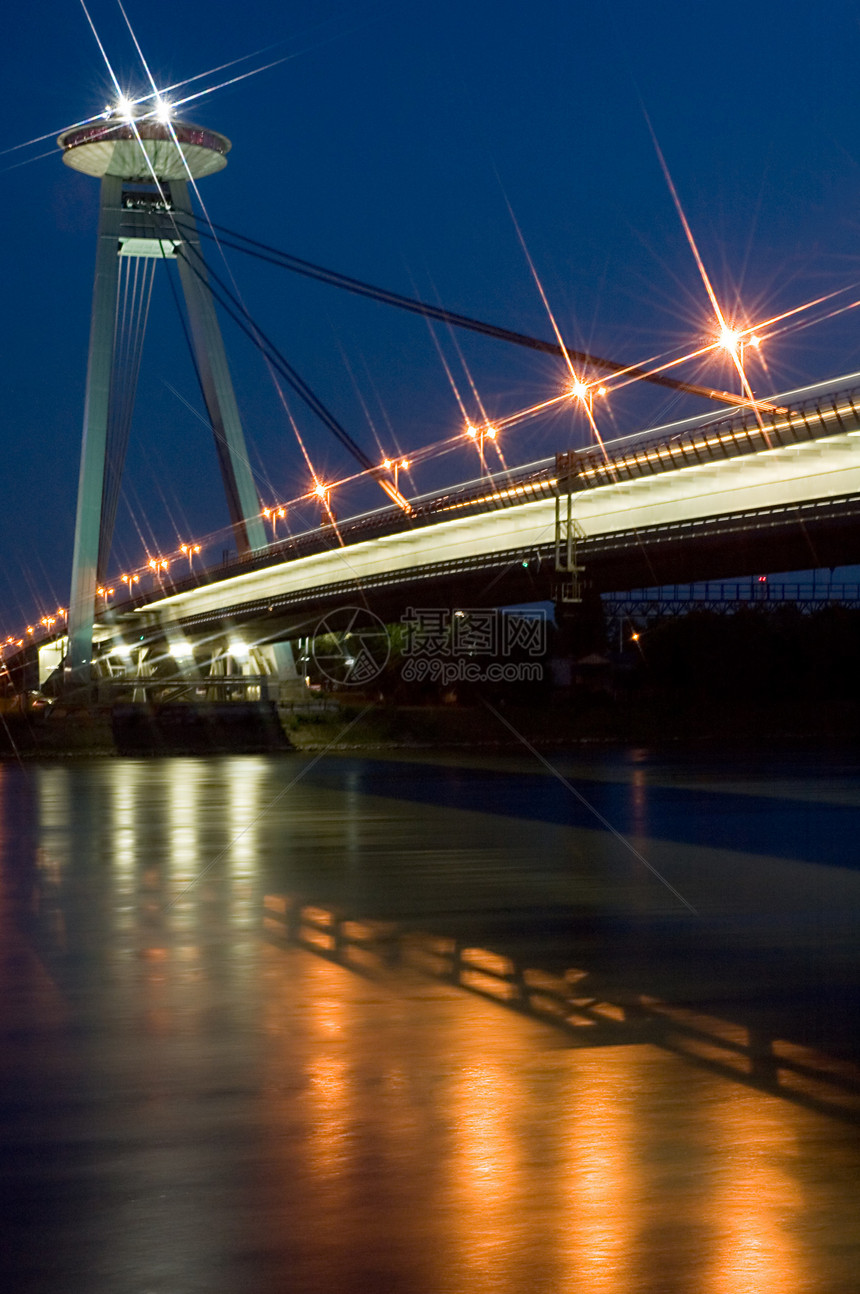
[559,384,860,490]
[604,583,860,617]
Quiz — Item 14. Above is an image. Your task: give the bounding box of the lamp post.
[382,457,410,492]
[180,543,202,569]
[148,558,170,590]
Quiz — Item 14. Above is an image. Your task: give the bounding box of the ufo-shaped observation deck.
[57,119,230,181]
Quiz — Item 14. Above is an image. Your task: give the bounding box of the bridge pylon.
[57,114,267,681]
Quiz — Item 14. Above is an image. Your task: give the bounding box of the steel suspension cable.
[161,252,278,499]
[100,254,157,577]
[174,239,406,504]
[170,213,751,410]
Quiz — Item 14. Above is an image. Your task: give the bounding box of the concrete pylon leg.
[67,175,124,676]
[171,180,267,557]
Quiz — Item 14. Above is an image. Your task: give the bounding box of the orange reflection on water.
[305,1052,352,1181]
[559,1049,637,1293]
[448,1051,525,1287]
[707,1091,805,1294]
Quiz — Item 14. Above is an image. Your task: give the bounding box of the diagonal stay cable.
[174,241,380,476]
[170,213,753,410]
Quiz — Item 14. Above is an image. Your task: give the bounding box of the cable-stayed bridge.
[43,370,860,694]
[6,106,860,705]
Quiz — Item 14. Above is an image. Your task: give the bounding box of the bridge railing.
[603,583,860,617]
[559,385,860,491]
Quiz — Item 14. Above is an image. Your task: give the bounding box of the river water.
[1,745,859,1292]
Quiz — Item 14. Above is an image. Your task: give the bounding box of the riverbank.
[3,690,859,758]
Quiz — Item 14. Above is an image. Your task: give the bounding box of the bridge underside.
[131,491,860,650]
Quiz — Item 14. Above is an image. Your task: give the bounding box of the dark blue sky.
[2,0,860,632]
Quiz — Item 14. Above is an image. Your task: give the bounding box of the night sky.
[2,0,860,633]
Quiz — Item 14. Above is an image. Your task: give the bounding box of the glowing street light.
[180,542,202,567]
[148,558,170,586]
[381,457,410,490]
[261,507,286,536]
[464,423,499,449]
[568,379,608,409]
[121,573,140,592]
[96,586,115,602]
[718,325,763,361]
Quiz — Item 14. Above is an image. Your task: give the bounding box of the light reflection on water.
[0,752,858,1292]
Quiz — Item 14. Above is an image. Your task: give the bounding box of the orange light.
[485,425,498,440]
[597,386,608,397]
[749,334,762,348]
[466,424,479,439]
[314,482,328,499]
[719,326,741,353]
[570,380,589,400]
[382,458,392,470]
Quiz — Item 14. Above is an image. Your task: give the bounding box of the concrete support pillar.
[171,180,267,557]
[67,176,124,675]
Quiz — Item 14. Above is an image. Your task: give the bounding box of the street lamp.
[718,327,763,387]
[314,482,335,524]
[569,380,608,410]
[464,423,500,466]
[261,507,286,538]
[179,542,202,568]
[121,573,140,594]
[382,457,410,491]
[148,558,170,588]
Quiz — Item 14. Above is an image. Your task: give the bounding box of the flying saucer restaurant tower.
[58,117,267,677]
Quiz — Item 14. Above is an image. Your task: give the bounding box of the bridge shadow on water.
[264,893,860,1127]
